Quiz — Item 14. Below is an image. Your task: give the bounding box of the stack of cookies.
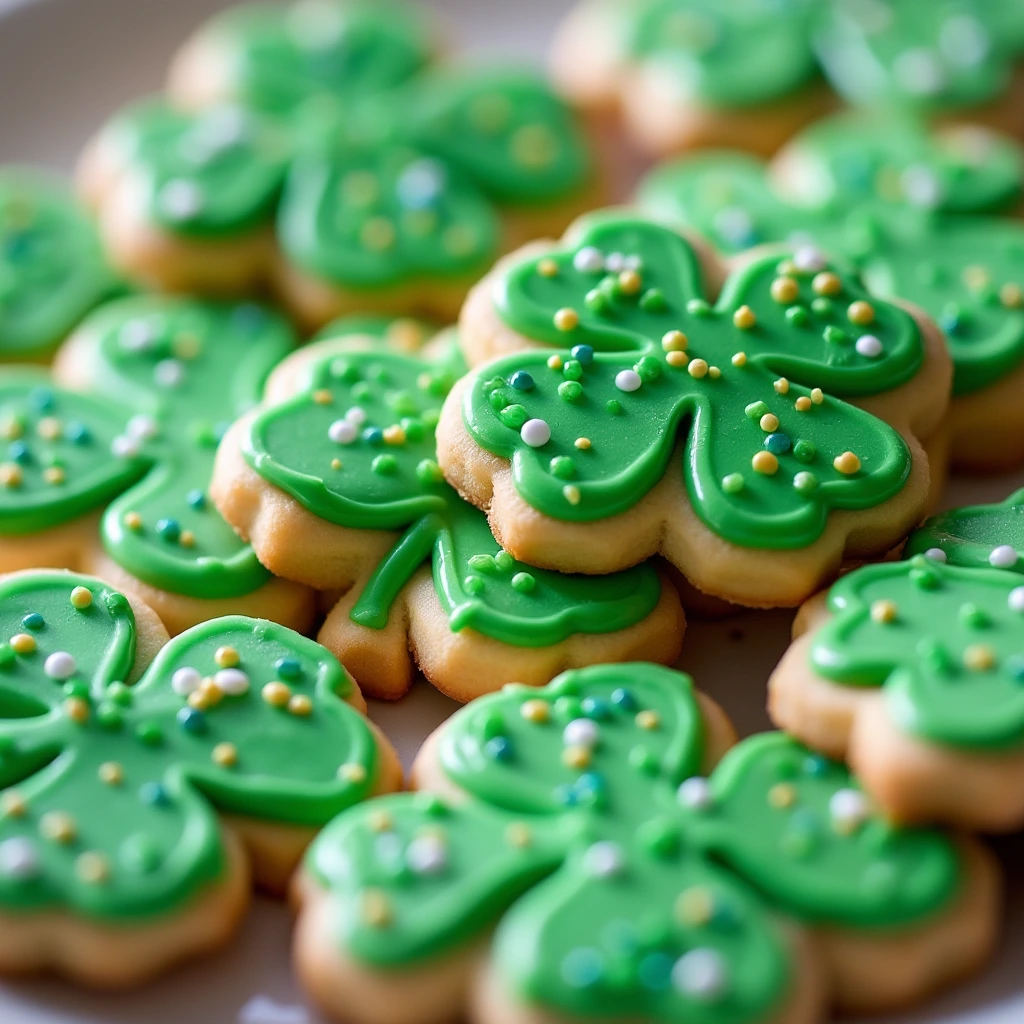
[0,2,1022,1022]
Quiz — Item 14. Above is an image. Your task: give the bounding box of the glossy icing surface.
[307,663,960,1020]
[0,571,377,919]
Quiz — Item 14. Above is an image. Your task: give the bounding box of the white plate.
[0,1,1021,1021]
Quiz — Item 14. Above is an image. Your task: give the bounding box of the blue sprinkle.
[29,387,54,413]
[362,426,384,444]
[509,371,534,391]
[156,518,181,543]
[65,422,91,445]
[789,808,820,834]
[176,707,207,734]
[484,736,512,761]
[232,303,267,332]
[275,657,302,680]
[638,952,673,991]
[575,772,605,797]
[764,432,792,455]
[611,687,637,711]
[802,754,828,777]
[8,442,30,464]
[581,696,611,720]
[21,612,44,630]
[561,948,604,989]
[1008,656,1024,682]
[186,488,206,511]
[554,784,578,807]
[139,781,171,806]
[570,344,594,366]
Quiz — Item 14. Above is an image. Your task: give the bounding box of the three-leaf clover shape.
[300,662,961,1024]
[0,571,387,950]
[234,323,666,698]
[459,213,919,550]
[0,295,295,607]
[0,172,120,361]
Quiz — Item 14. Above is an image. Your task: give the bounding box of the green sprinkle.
[0,644,14,670]
[330,359,360,383]
[351,382,372,401]
[635,355,662,381]
[563,359,583,381]
[511,572,536,593]
[488,388,511,412]
[721,473,744,494]
[550,456,576,479]
[389,391,418,417]
[96,703,124,730]
[135,721,163,746]
[106,681,133,707]
[480,710,505,740]
[793,471,818,494]
[421,408,440,428]
[917,637,954,674]
[686,299,712,317]
[63,680,89,700]
[468,554,497,574]
[371,454,398,475]
[464,575,484,595]
[606,399,623,415]
[910,566,941,591]
[558,381,583,402]
[785,305,810,327]
[402,418,425,442]
[745,401,769,421]
[585,288,608,313]
[415,458,443,485]
[639,288,666,311]
[499,403,529,429]
[495,551,515,572]
[811,297,833,316]
[793,440,816,463]
[959,603,990,629]
[823,325,846,344]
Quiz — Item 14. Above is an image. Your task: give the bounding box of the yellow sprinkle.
[40,811,76,843]
[512,123,558,167]
[43,466,65,486]
[506,822,532,848]
[708,365,721,379]
[795,396,812,412]
[731,351,747,367]
[752,451,779,475]
[833,451,861,475]
[688,358,709,379]
[963,644,996,671]
[562,746,591,770]
[547,353,564,370]
[733,305,757,329]
[963,265,989,290]
[262,681,291,707]
[770,277,799,304]
[188,690,211,711]
[360,888,393,928]
[212,742,238,767]
[200,678,223,705]
[871,599,898,624]
[520,699,550,723]
[0,418,22,440]
[64,698,90,724]
[288,694,313,716]
[179,530,195,548]
[338,763,367,784]
[812,271,841,296]
[369,810,393,833]
[361,217,395,251]
[675,886,714,926]
[666,350,687,368]
[810,388,824,405]
[537,257,558,278]
[76,852,110,884]
[36,417,62,440]
[777,259,798,276]
[383,425,406,445]
[759,413,779,432]
[10,633,35,655]
[214,646,239,669]
[662,330,688,352]
[574,437,591,450]
[387,319,426,351]
[331,458,343,470]
[312,389,333,405]
[635,710,660,730]
[173,332,201,360]
[70,586,93,609]
[847,300,875,325]
[773,378,789,395]
[1,792,26,817]
[562,484,581,506]
[618,269,642,295]
[0,464,22,488]
[98,762,123,785]
[553,308,579,332]
[124,511,143,531]
[768,783,797,809]
[1000,283,1023,308]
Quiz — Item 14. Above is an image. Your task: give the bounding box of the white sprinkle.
[0,837,39,880]
[615,369,641,392]
[119,319,159,353]
[623,254,643,271]
[405,834,447,875]
[604,251,626,273]
[214,668,250,696]
[44,651,77,681]
[396,158,446,210]
[924,547,947,563]
[110,435,140,459]
[344,407,367,426]
[793,245,827,273]
[990,545,1018,569]
[572,246,604,274]
[328,419,358,444]
[713,206,754,247]
[126,414,158,441]
[288,0,345,49]
[855,334,883,358]
[520,418,551,448]
[1009,587,1024,613]
[583,840,624,878]
[159,179,204,220]
[563,718,599,748]
[672,948,728,1001]
[154,359,185,388]
[900,165,943,209]
[894,48,946,96]
[940,15,990,68]
[171,667,202,696]
[677,776,713,810]
[830,788,870,829]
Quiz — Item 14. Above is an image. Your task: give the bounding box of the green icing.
[906,487,1024,572]
[814,0,1024,113]
[243,330,661,647]
[0,172,120,361]
[104,99,291,239]
[812,555,1024,747]
[638,122,1024,394]
[0,570,378,920]
[627,0,820,107]
[469,213,914,547]
[306,663,960,1021]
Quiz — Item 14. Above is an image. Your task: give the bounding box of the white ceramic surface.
[0,1,1021,1021]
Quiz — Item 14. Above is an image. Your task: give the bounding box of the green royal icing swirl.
[638,118,1024,395]
[0,570,377,919]
[468,213,915,548]
[812,555,1024,747]
[906,487,1024,572]
[0,173,120,361]
[242,324,660,647]
[306,662,960,1020]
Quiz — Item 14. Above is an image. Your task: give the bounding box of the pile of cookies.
[0,1,1022,1021]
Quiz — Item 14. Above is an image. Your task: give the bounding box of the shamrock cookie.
[211,319,685,701]
[294,661,997,1024]
[550,0,835,158]
[0,569,400,986]
[639,112,1024,471]
[769,553,1024,830]
[78,2,598,328]
[442,212,948,608]
[0,295,314,635]
[0,170,120,362]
